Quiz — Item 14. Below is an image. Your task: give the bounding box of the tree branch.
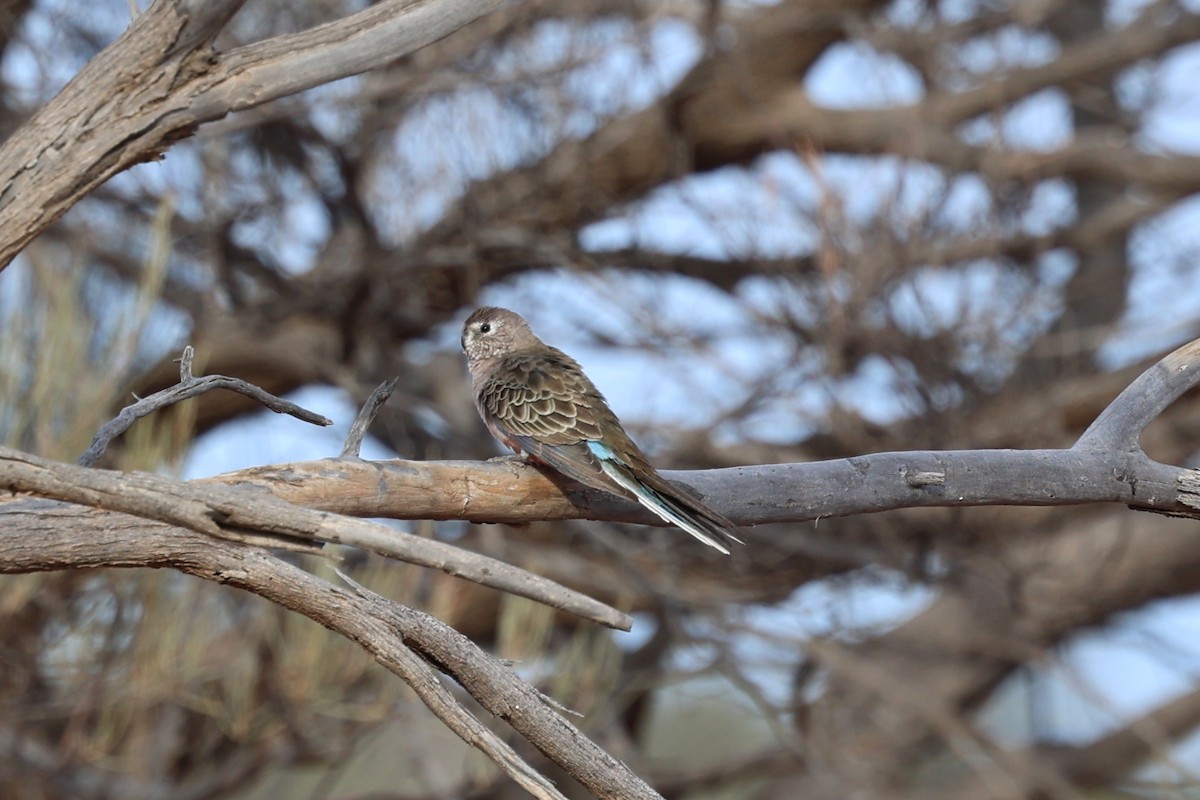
[342,378,398,458]
[927,3,1200,125]
[0,0,506,270]
[1075,337,1200,452]
[332,567,572,800]
[0,505,659,800]
[7,300,1200,799]
[214,446,1197,527]
[1053,686,1200,789]
[206,336,1200,528]
[942,685,1200,800]
[80,345,333,467]
[0,448,633,632]
[411,1,1198,272]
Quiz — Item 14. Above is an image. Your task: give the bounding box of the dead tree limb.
[342,378,399,458]
[0,446,633,631]
[0,504,659,800]
[213,337,1200,529]
[0,0,506,270]
[80,346,333,467]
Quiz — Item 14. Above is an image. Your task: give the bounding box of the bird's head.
[461,306,540,363]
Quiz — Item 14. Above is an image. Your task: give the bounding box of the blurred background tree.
[2,0,1200,798]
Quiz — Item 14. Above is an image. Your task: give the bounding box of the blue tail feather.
[585,441,740,554]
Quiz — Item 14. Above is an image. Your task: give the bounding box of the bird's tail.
[587,442,743,554]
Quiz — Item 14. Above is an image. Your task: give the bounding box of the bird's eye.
[479,322,492,334]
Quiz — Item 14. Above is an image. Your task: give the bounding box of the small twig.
[341,378,398,457]
[178,344,195,381]
[79,346,332,467]
[334,566,371,593]
[533,687,585,719]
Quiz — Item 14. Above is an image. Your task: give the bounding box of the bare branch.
[0,506,659,800]
[1054,687,1200,788]
[1075,337,1200,452]
[415,0,882,253]
[198,337,1200,530]
[413,2,1199,267]
[212,446,1194,527]
[342,378,399,458]
[744,92,1200,195]
[12,336,1200,630]
[0,0,506,270]
[788,504,1200,798]
[943,686,1200,800]
[0,447,634,632]
[190,0,507,119]
[332,568,571,800]
[79,346,333,467]
[927,3,1200,124]
[806,638,1066,800]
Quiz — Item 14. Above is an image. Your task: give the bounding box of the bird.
[461,306,743,554]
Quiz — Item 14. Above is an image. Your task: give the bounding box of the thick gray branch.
[222,336,1200,528]
[209,447,1192,528]
[190,0,504,118]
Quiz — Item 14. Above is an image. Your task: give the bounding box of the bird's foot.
[487,454,539,477]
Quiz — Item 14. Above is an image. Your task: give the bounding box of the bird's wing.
[477,350,623,494]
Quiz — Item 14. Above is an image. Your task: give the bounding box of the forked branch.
[80,346,332,467]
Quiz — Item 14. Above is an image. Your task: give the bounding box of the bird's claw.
[487,453,528,463]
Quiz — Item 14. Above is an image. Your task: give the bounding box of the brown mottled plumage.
[461,306,742,554]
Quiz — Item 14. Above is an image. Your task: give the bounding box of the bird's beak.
[460,331,468,352]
